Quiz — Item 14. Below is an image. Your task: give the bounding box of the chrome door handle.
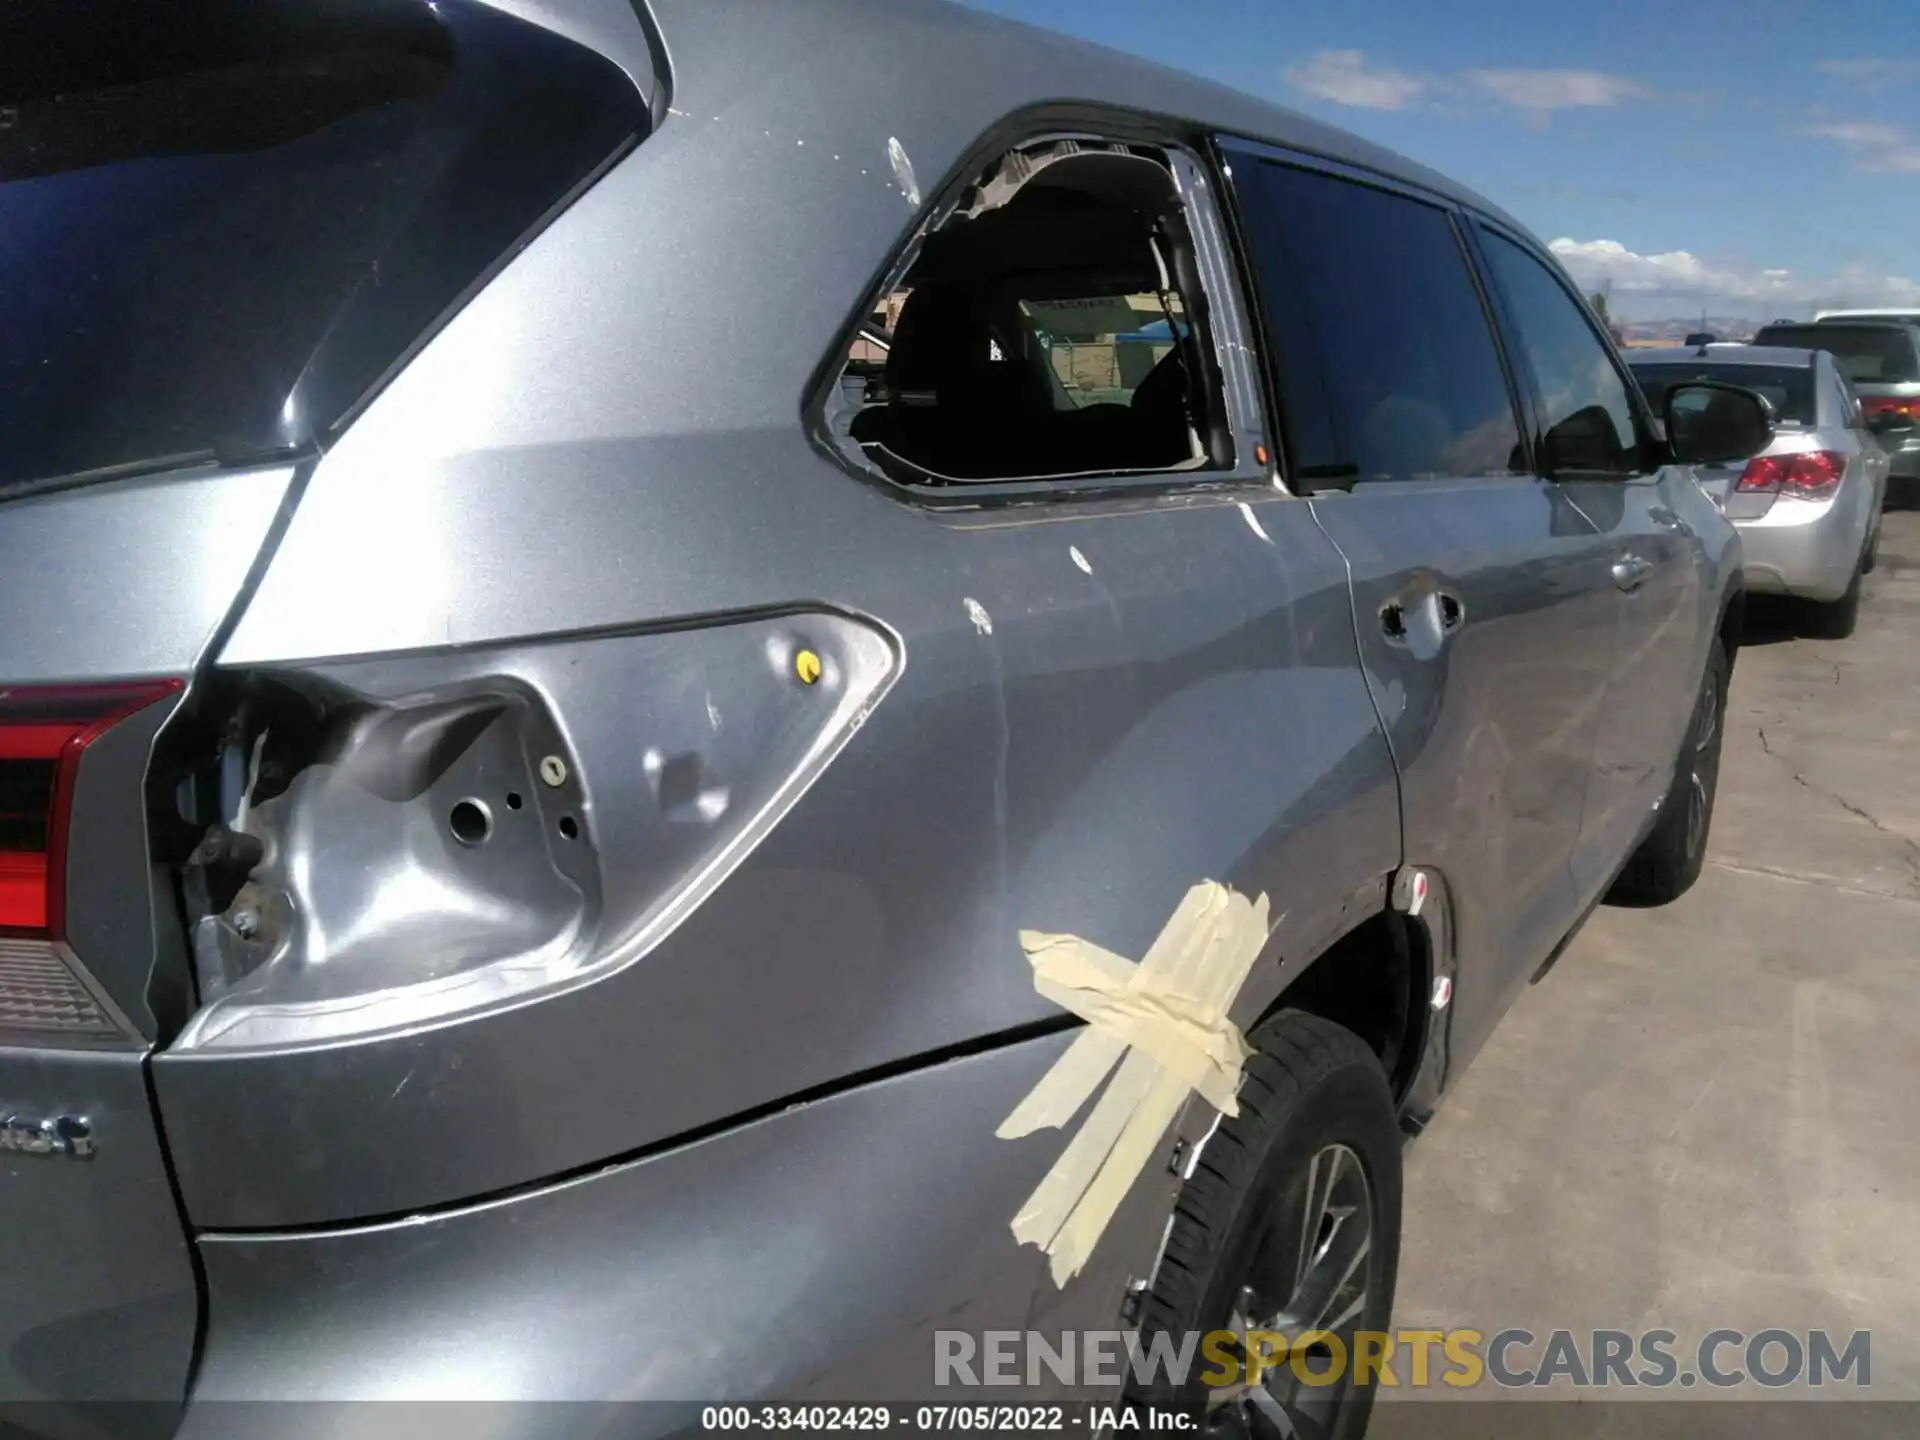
[1612,555,1653,592]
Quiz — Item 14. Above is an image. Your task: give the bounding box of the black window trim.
[804,104,1278,511]
[1212,134,1540,492]
[1466,215,1660,482]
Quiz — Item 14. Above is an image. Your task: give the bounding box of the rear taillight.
[1736,449,1846,498]
[0,682,181,938]
[1863,396,1920,419]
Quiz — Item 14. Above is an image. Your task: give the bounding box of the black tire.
[1128,1010,1402,1439]
[1809,562,1863,639]
[1607,640,1728,907]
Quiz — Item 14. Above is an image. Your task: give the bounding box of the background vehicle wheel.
[1128,1010,1402,1439]
[1809,563,1863,640]
[1607,640,1728,907]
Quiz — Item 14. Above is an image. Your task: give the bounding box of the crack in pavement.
[1708,857,1920,904]
[1756,725,1920,892]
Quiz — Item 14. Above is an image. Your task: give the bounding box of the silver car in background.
[1754,319,1920,508]
[1631,346,1889,637]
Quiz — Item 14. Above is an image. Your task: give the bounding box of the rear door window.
[0,0,649,497]
[1477,231,1646,478]
[1631,364,1815,426]
[1229,159,1524,485]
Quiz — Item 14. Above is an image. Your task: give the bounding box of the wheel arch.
[1237,876,1453,1119]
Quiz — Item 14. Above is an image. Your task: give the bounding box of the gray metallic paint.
[0,1050,196,1409]
[160,484,1398,1224]
[0,467,290,1412]
[0,464,290,685]
[164,0,1431,1229]
[1311,477,1618,1063]
[182,1030,1195,1425]
[0,0,1746,1419]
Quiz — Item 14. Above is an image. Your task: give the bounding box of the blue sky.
[965,0,1920,320]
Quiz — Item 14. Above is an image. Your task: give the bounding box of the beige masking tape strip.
[995,880,1273,1286]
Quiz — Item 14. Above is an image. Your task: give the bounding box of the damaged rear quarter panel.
[161,0,1401,1282]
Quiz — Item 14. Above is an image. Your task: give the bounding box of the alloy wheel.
[1206,1143,1374,1439]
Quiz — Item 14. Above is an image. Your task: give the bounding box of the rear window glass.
[1750,326,1919,384]
[1632,364,1817,426]
[0,0,648,497]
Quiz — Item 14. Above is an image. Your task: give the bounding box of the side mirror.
[1664,381,1774,466]
[1867,408,1917,439]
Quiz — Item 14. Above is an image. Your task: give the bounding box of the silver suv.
[0,1,1765,1435]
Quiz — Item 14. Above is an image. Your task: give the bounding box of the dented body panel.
[0,0,1740,1424]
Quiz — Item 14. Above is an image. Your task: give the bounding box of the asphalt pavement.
[1377,510,1920,1431]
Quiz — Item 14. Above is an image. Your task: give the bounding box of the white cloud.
[1803,120,1904,147]
[1464,69,1649,112]
[1283,50,1425,110]
[1800,119,1920,172]
[1819,57,1920,89]
[1284,52,1650,119]
[1549,237,1920,314]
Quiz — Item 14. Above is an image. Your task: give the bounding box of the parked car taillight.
[1736,449,1845,498]
[1862,396,1920,419]
[0,682,180,1042]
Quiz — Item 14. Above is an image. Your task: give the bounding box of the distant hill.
[1618,317,1763,348]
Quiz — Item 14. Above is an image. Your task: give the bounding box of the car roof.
[1759,318,1913,333]
[646,0,1531,233]
[1628,346,1817,367]
[1816,308,1920,320]
[304,0,1573,500]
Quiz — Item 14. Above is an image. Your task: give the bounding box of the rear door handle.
[1380,590,1464,646]
[1612,555,1653,592]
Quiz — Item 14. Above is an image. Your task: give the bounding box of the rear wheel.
[1607,640,1727,907]
[1127,1011,1402,1439]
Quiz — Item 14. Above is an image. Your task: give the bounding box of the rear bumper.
[172,1028,1158,1436]
[0,1048,197,1419]
[1734,487,1874,601]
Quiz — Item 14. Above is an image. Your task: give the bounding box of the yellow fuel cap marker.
[794,649,822,685]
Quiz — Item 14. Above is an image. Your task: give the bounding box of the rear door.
[1471,227,1708,892]
[1221,145,1618,1061]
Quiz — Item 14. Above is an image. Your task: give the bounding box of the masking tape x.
[996,881,1272,1285]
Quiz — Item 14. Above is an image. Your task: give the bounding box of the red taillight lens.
[0,682,181,938]
[1736,449,1845,498]
[1862,396,1920,419]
